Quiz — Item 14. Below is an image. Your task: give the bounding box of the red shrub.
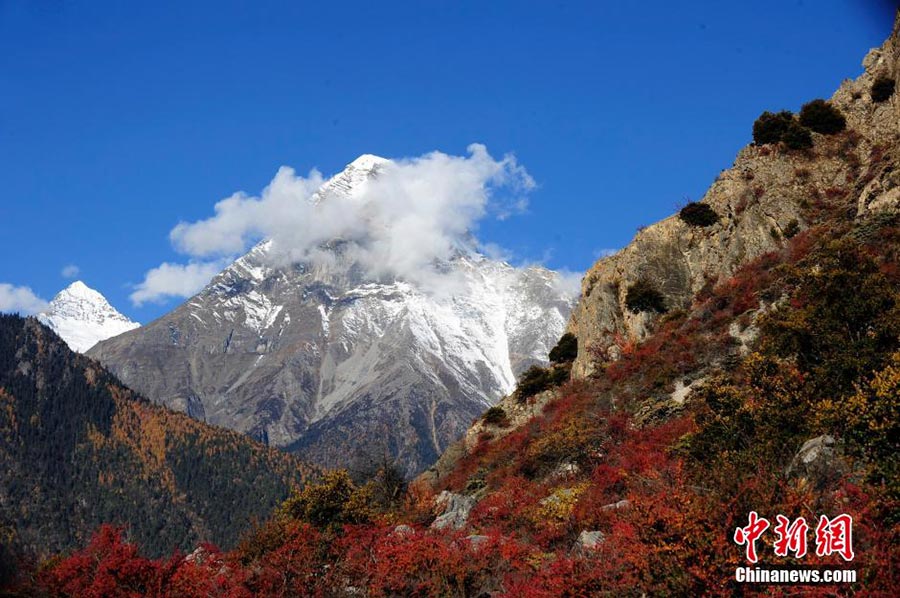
[38,525,165,598]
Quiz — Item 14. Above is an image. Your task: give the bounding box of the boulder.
[571,530,605,556]
[786,435,848,489]
[392,524,415,536]
[601,499,631,511]
[184,545,212,564]
[431,491,476,530]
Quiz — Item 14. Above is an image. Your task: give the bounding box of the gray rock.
[572,530,605,556]
[670,378,706,405]
[431,491,476,530]
[787,435,847,489]
[184,545,212,564]
[601,499,631,511]
[392,524,415,536]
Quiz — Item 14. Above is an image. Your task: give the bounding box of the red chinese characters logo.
[773,515,809,558]
[734,513,854,563]
[815,514,855,562]
[733,511,770,563]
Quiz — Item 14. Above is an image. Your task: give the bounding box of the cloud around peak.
[130,260,229,307]
[131,144,536,305]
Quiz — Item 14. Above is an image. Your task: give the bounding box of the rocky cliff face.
[89,158,576,476]
[567,14,900,379]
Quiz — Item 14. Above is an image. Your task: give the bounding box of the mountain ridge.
[0,314,312,559]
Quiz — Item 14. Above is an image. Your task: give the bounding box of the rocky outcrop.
[431,491,476,530]
[571,530,605,556]
[567,12,900,379]
[787,435,848,489]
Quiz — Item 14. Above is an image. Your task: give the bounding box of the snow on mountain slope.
[89,155,577,475]
[38,281,140,353]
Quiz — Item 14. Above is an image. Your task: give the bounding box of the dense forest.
[0,315,313,571]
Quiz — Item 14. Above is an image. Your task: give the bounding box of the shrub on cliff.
[548,332,578,363]
[799,99,846,134]
[482,406,509,426]
[625,279,667,314]
[782,218,800,239]
[871,76,896,103]
[752,110,794,145]
[679,202,719,227]
[782,121,813,150]
[516,365,567,401]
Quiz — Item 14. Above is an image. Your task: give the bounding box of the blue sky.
[0,0,896,322]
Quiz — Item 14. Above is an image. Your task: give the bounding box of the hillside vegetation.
[13,155,900,597]
[0,316,312,567]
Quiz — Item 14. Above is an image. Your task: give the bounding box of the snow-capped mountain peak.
[348,154,389,170]
[58,280,105,302]
[89,155,577,475]
[38,281,140,353]
[312,154,389,204]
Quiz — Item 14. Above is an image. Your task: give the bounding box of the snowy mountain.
[38,281,140,353]
[89,156,577,475]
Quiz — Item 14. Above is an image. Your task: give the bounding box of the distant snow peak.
[38,281,139,353]
[54,280,107,306]
[348,154,389,170]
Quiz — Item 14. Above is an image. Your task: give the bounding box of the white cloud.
[0,283,48,315]
[494,196,530,221]
[479,242,513,262]
[552,269,584,297]
[130,260,228,306]
[149,144,536,296]
[61,264,80,278]
[169,167,327,258]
